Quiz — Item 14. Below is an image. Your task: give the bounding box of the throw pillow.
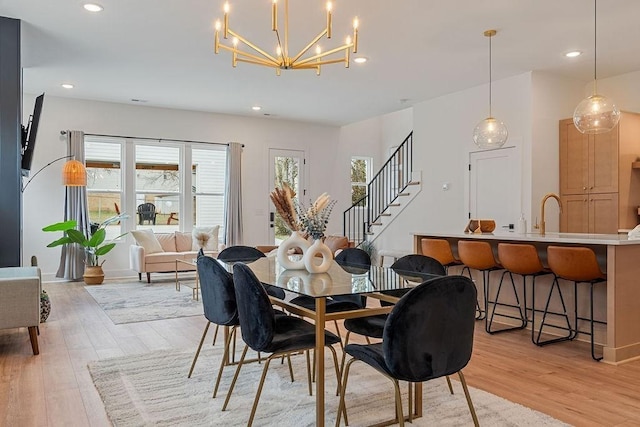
[131,229,164,254]
[324,235,349,254]
[174,231,193,252]
[192,226,220,251]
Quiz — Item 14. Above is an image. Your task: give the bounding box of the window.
[85,138,123,239]
[192,147,227,234]
[85,137,228,239]
[135,145,180,230]
[351,157,372,206]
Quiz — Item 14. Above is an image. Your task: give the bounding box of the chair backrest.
[497,243,545,275]
[137,203,156,215]
[547,245,605,282]
[457,240,499,270]
[391,254,446,276]
[383,275,477,382]
[335,247,371,267]
[421,238,458,266]
[218,246,266,262]
[232,263,276,352]
[197,255,239,326]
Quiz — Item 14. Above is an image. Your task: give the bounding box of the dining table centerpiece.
[298,193,337,274]
[270,183,309,270]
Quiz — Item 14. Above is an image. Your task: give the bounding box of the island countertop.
[410,231,640,246]
[411,230,640,364]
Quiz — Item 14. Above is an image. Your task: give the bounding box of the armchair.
[0,267,41,355]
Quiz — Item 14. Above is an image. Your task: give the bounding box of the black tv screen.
[21,93,45,176]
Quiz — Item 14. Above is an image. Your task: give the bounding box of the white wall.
[375,73,534,253]
[595,70,640,114]
[22,95,341,280]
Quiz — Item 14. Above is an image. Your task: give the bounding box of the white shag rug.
[88,345,568,427]
[84,278,202,324]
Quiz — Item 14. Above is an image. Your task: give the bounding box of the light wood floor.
[2,279,640,426]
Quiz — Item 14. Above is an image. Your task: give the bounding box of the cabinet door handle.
[583,186,587,190]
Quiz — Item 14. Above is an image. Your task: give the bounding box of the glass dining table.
[217,255,438,426]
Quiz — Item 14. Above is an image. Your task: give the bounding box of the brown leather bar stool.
[546,246,607,361]
[457,240,502,323]
[496,243,556,339]
[421,238,462,273]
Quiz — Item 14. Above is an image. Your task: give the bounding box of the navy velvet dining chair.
[336,275,480,427]
[223,263,342,427]
[218,245,286,300]
[289,247,371,348]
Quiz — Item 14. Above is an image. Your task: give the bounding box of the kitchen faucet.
[537,193,563,236]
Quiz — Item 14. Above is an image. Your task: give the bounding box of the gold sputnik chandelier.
[214,0,359,75]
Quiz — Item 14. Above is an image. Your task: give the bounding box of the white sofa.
[129,231,221,283]
[0,266,41,355]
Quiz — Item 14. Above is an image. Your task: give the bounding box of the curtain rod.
[59,131,244,147]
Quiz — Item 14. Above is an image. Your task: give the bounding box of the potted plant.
[43,214,128,285]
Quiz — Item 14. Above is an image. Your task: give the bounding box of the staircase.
[343,132,421,247]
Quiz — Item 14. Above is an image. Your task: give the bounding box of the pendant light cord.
[488,33,492,117]
[594,0,598,91]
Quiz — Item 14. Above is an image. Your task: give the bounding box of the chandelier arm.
[274,29,286,65]
[290,29,328,64]
[228,29,281,64]
[295,42,353,67]
[236,57,283,68]
[294,58,347,68]
[218,44,280,66]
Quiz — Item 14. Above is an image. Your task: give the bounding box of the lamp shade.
[62,159,87,186]
[573,94,620,134]
[473,117,508,149]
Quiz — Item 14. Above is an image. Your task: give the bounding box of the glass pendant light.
[473,30,508,149]
[573,0,620,134]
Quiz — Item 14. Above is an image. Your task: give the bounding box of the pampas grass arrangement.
[269,183,300,232]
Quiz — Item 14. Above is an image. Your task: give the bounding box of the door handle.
[269,212,275,222]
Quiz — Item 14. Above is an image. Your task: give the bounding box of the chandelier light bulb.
[326,2,332,12]
[224,2,229,13]
[353,18,358,29]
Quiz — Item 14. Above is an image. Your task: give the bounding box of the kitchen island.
[412,231,640,364]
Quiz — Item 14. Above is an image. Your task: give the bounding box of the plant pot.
[84,265,105,285]
[40,291,51,323]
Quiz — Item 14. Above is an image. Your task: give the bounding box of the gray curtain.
[56,130,90,280]
[224,142,243,246]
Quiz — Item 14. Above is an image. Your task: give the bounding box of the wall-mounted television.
[21,93,45,177]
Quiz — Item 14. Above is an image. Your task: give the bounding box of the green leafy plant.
[43,214,128,266]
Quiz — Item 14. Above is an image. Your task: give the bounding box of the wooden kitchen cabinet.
[559,112,640,232]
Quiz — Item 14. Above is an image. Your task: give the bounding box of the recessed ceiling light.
[252,106,262,111]
[83,3,104,12]
[61,83,74,89]
[354,56,368,64]
[565,51,582,58]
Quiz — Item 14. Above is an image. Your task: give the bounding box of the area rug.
[84,278,202,324]
[88,345,567,427]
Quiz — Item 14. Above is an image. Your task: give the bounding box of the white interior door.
[269,149,305,244]
[469,147,520,231]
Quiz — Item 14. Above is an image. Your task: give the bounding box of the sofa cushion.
[131,229,164,254]
[156,233,177,252]
[146,252,186,264]
[175,231,193,252]
[192,226,220,251]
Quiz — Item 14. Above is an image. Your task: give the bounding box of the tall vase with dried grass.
[270,183,309,269]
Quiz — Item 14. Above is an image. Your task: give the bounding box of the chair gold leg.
[213,326,236,398]
[212,323,219,346]
[392,378,405,427]
[306,350,313,396]
[286,354,295,382]
[222,344,249,411]
[231,326,237,363]
[327,345,342,396]
[312,349,316,383]
[247,355,276,427]
[365,336,372,345]
[407,382,413,423]
[333,320,345,351]
[188,322,210,378]
[446,375,454,394]
[458,371,479,427]
[339,330,351,379]
[336,357,356,427]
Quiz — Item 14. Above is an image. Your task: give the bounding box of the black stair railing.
[343,131,413,247]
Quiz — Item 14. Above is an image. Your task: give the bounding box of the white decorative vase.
[303,239,333,274]
[277,232,310,270]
